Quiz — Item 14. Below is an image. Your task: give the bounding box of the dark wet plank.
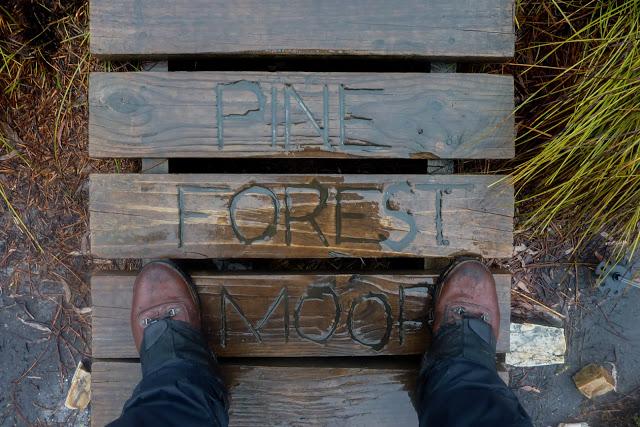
[91,272,511,358]
[91,360,419,427]
[89,174,514,259]
[89,72,514,159]
[90,0,514,60]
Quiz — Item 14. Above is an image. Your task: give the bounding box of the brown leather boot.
[131,261,201,353]
[432,259,500,341]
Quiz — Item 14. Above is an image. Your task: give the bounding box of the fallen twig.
[512,288,567,319]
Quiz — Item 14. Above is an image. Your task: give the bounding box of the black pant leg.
[108,319,229,427]
[417,318,532,427]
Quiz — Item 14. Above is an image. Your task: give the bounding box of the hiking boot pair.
[130,259,499,351]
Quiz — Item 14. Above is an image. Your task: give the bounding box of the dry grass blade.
[53,32,89,162]
[0,180,43,252]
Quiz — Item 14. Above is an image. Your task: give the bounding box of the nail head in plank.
[140,61,170,175]
[91,361,419,427]
[90,0,515,60]
[424,61,456,266]
[89,72,515,159]
[89,174,514,259]
[426,62,456,173]
[91,272,511,358]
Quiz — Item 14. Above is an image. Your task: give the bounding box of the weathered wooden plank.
[89,174,514,258]
[425,64,457,180]
[92,361,419,427]
[89,0,515,60]
[92,272,511,358]
[89,72,514,159]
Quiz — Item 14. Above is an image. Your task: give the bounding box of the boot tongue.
[419,317,497,377]
[140,319,217,377]
[466,317,496,348]
[144,319,169,351]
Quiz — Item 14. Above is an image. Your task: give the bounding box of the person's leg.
[417,260,532,427]
[108,262,229,427]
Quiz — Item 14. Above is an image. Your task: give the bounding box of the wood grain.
[91,272,511,358]
[92,361,419,427]
[89,0,514,59]
[89,72,514,159]
[139,61,170,175]
[89,174,514,258]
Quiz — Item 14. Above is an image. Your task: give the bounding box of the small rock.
[506,323,566,367]
[558,423,589,427]
[65,361,91,409]
[573,364,615,399]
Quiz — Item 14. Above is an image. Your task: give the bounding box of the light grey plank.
[90,0,514,59]
[89,72,514,159]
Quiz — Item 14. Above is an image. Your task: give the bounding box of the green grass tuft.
[512,0,640,257]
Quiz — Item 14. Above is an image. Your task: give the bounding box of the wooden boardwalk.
[89,0,515,425]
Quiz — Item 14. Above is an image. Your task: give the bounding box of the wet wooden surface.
[91,360,419,427]
[90,0,514,59]
[89,174,514,259]
[91,272,511,358]
[89,72,514,159]
[89,2,517,424]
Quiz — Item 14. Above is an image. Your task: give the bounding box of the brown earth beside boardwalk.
[89,174,514,259]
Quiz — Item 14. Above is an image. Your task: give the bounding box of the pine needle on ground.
[512,0,640,258]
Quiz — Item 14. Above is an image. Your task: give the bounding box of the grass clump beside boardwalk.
[512,0,640,256]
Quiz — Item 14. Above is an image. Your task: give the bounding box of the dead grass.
[0,1,136,410]
[0,2,141,421]
[474,0,639,259]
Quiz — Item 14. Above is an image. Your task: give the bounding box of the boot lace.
[143,308,177,326]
